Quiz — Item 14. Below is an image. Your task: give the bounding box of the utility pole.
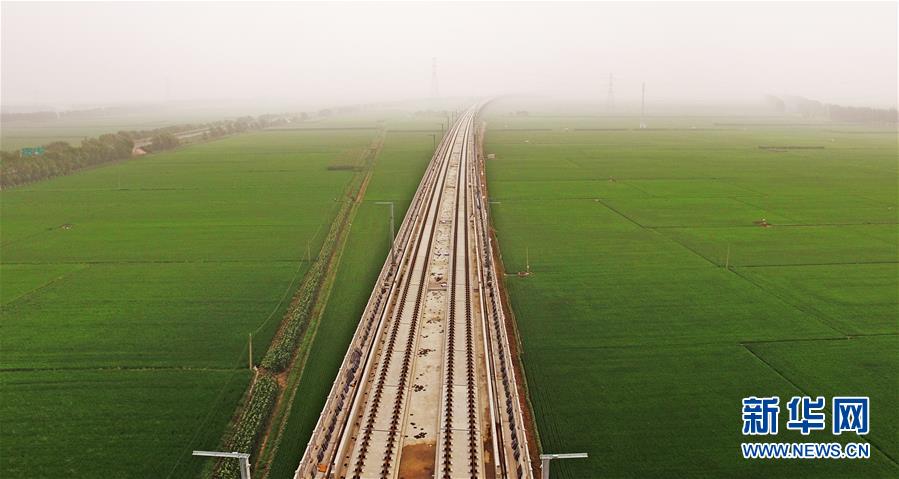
[431,133,437,151]
[725,244,731,270]
[193,451,251,479]
[248,333,253,370]
[540,453,589,479]
[375,201,396,267]
[526,246,530,275]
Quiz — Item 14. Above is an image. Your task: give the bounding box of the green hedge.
[215,374,279,479]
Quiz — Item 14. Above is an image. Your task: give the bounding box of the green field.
[263,128,438,478]
[0,128,375,477]
[3,104,894,478]
[484,109,898,477]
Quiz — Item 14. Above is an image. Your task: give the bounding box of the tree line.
[0,114,294,188]
[826,104,898,123]
[766,95,897,123]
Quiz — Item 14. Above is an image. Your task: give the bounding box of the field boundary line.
[741,344,899,468]
[0,263,89,308]
[718,179,768,196]
[732,266,876,337]
[618,181,656,197]
[0,227,59,248]
[602,199,728,269]
[522,338,848,353]
[739,260,899,268]
[594,197,652,229]
[833,219,899,248]
[740,332,899,346]
[729,196,803,223]
[616,219,855,338]
[652,224,739,267]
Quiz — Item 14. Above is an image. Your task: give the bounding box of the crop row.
[214,373,280,479]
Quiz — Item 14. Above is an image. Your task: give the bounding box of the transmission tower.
[430,57,439,98]
[606,72,614,112]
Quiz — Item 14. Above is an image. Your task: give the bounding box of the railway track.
[295,104,533,479]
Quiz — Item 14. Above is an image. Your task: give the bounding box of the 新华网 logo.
[740,396,871,460]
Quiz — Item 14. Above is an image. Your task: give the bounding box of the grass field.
[0,128,375,477]
[483,109,898,477]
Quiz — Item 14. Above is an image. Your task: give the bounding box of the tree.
[149,133,179,152]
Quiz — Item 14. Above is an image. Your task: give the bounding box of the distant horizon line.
[2,94,896,116]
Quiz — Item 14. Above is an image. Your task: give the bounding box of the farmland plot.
[0,128,374,477]
[484,111,898,478]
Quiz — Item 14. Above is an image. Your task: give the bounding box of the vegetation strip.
[212,130,384,479]
[0,114,296,188]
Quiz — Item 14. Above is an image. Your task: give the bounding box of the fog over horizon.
[2,1,897,112]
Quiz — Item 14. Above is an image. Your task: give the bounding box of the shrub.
[214,374,279,479]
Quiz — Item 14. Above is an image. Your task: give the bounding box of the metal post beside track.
[375,201,396,266]
[193,450,252,479]
[539,452,589,479]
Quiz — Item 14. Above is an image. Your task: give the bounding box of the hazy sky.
[2,1,896,109]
